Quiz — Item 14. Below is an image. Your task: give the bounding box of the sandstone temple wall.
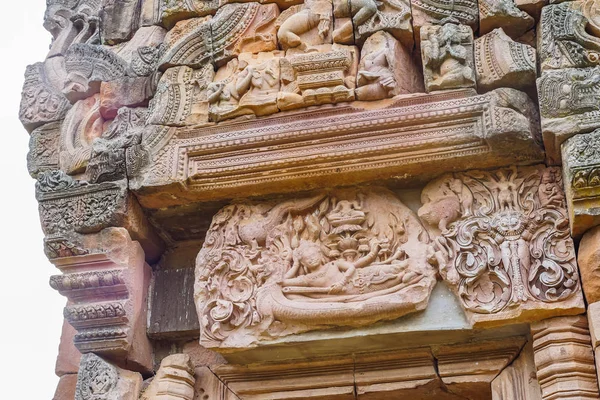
[18,0,600,398]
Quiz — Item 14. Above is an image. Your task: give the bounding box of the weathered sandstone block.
[75,353,142,399]
[419,165,585,327]
[491,341,543,400]
[578,226,600,303]
[531,316,600,400]
[131,89,544,207]
[421,24,476,92]
[100,0,142,44]
[27,121,61,178]
[474,28,536,92]
[54,374,78,400]
[411,0,478,38]
[140,0,218,29]
[99,76,154,119]
[355,31,423,101]
[345,0,413,47]
[479,0,534,38]
[276,0,333,51]
[563,132,600,237]
[140,354,195,399]
[50,228,153,372]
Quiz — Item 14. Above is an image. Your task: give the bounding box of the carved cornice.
[132,88,544,208]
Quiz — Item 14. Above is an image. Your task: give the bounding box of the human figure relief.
[276,0,332,51]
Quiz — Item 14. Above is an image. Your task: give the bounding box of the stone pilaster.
[531,315,600,399]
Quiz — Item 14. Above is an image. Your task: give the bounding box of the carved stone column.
[531,316,600,399]
[491,341,543,400]
[49,227,153,372]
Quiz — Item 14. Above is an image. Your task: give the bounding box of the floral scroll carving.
[419,165,584,325]
[195,188,436,348]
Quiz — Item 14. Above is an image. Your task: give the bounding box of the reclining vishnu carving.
[194,188,436,348]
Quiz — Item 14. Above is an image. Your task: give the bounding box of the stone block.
[55,317,82,376]
[346,0,413,47]
[355,31,423,101]
[537,67,600,165]
[49,228,154,373]
[141,0,218,29]
[421,24,476,92]
[141,354,195,400]
[276,0,333,51]
[578,226,600,303]
[563,132,600,237]
[100,0,142,44]
[479,0,534,38]
[588,301,600,349]
[531,316,600,400]
[491,341,543,400]
[53,374,78,400]
[474,28,536,93]
[411,0,478,39]
[99,76,154,119]
[419,165,585,327]
[27,121,61,178]
[75,353,142,400]
[148,267,200,339]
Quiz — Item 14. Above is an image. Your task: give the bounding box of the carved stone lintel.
[131,89,544,208]
[421,23,476,92]
[195,188,437,348]
[531,316,600,400]
[537,67,600,165]
[562,130,600,237]
[51,228,153,372]
[474,28,536,93]
[75,353,142,400]
[419,165,585,327]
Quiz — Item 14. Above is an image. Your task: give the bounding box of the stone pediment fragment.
[419,165,585,327]
[562,129,600,237]
[44,0,101,58]
[478,0,534,39]
[194,188,437,348]
[474,28,536,93]
[411,0,479,37]
[141,0,219,29]
[131,88,543,208]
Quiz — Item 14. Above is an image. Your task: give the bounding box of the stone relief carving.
[75,353,142,400]
[411,0,479,34]
[27,121,61,178]
[208,51,282,121]
[562,129,600,237]
[421,23,476,92]
[333,0,413,46]
[474,28,536,92]
[159,16,213,69]
[140,354,195,400]
[539,1,600,71]
[419,165,584,325]
[44,0,101,58]
[19,62,72,133]
[195,188,436,347]
[276,0,333,51]
[355,31,423,100]
[141,0,219,29]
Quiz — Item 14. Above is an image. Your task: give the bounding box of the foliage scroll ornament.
[194,188,436,348]
[418,166,580,317]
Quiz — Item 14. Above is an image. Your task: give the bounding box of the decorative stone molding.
[474,28,536,93]
[140,354,195,399]
[75,353,142,400]
[50,228,153,372]
[538,67,600,165]
[141,0,219,29]
[131,88,544,208]
[538,1,600,71]
[195,187,437,348]
[420,23,476,92]
[531,315,600,400]
[419,165,585,327]
[562,130,600,237]
[410,0,479,36]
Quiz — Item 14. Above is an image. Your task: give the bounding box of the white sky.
[0,1,66,396]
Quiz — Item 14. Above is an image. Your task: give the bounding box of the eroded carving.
[276,0,333,51]
[44,0,101,58]
[419,165,584,325]
[355,31,423,100]
[474,28,536,92]
[75,353,142,399]
[411,0,479,34]
[195,188,436,347]
[421,23,476,92]
[478,0,534,39]
[27,121,61,178]
[140,354,195,399]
